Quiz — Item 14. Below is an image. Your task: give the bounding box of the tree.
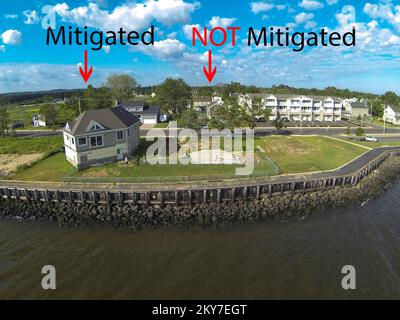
[371,99,384,117]
[39,104,57,126]
[56,104,78,125]
[273,111,284,134]
[155,78,191,118]
[355,127,365,136]
[82,85,113,111]
[382,91,398,107]
[177,108,205,131]
[105,74,138,101]
[0,106,9,136]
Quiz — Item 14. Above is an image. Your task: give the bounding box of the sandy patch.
[0,153,44,175]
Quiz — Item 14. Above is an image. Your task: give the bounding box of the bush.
[355,127,365,137]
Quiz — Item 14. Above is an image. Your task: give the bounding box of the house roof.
[389,105,400,113]
[350,101,368,109]
[266,93,342,102]
[63,106,140,136]
[142,105,160,114]
[193,96,212,103]
[119,100,147,108]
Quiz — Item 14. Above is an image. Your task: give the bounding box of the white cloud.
[4,14,18,19]
[23,10,40,24]
[364,2,400,30]
[1,29,22,45]
[304,20,317,29]
[48,0,199,31]
[209,16,236,29]
[182,24,201,40]
[135,39,186,60]
[103,45,110,54]
[299,0,324,10]
[0,45,5,53]
[326,0,338,5]
[250,2,274,14]
[295,12,314,24]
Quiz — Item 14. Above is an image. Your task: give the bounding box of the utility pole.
[383,105,386,134]
[78,98,82,115]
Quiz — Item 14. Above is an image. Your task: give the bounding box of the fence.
[1,149,398,206]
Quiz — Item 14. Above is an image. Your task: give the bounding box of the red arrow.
[203,50,217,83]
[79,50,93,83]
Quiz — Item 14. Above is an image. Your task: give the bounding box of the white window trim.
[89,134,104,148]
[78,136,88,146]
[86,120,105,132]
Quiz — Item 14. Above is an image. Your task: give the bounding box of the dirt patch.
[263,137,319,156]
[0,153,44,175]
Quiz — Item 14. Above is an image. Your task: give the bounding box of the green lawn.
[6,104,41,129]
[255,136,367,174]
[367,118,400,128]
[12,152,76,182]
[7,135,371,182]
[154,123,170,128]
[0,136,63,154]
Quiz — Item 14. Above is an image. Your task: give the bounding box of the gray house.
[63,106,141,170]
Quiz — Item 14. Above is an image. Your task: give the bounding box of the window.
[72,138,75,145]
[78,137,87,146]
[89,124,103,131]
[116,130,124,140]
[90,135,103,147]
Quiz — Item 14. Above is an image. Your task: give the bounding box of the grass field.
[6,104,42,129]
[0,136,63,154]
[255,136,367,173]
[12,152,76,182]
[7,135,372,182]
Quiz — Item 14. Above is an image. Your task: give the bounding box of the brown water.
[1,181,400,299]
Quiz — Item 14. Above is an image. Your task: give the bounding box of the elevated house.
[384,106,400,125]
[63,106,141,170]
[118,100,161,124]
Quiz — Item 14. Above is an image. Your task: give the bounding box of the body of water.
[1,181,400,299]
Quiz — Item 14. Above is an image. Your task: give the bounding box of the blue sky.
[0,0,400,94]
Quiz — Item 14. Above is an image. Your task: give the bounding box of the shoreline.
[1,157,400,229]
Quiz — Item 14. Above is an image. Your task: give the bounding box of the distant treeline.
[193,83,379,101]
[0,89,84,105]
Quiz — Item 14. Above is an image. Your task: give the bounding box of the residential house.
[238,93,266,109]
[119,100,160,124]
[192,95,224,118]
[63,106,141,170]
[384,106,400,125]
[193,96,212,109]
[32,113,46,127]
[343,100,370,120]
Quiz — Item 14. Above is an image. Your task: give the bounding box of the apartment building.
[238,93,343,122]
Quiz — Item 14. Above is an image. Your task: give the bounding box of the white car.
[365,136,378,142]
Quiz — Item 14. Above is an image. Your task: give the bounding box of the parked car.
[11,121,25,129]
[365,136,378,142]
